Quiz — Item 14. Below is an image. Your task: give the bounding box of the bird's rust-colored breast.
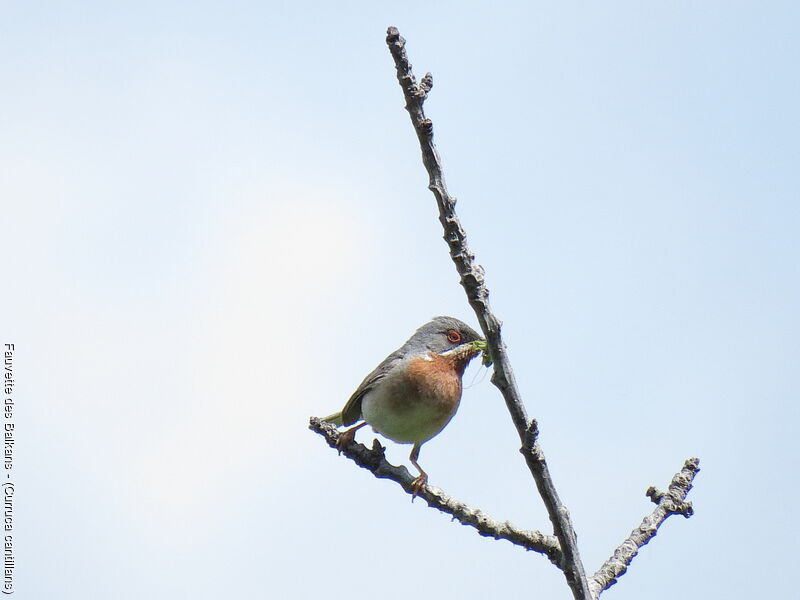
[404,345,479,409]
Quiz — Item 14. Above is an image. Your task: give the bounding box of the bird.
[324,316,484,497]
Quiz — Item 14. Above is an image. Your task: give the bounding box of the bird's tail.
[321,411,343,426]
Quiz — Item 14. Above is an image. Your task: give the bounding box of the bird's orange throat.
[405,346,481,400]
[441,344,483,376]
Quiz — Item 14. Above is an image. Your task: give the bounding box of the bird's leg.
[336,422,366,455]
[409,443,428,499]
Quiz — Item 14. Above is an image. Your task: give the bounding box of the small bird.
[324,316,484,497]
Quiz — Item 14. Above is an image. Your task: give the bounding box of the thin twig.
[309,417,562,562]
[385,26,592,600]
[589,458,700,597]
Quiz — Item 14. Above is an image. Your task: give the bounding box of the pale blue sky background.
[1,2,798,599]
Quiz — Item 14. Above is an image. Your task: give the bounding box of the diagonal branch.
[590,458,700,597]
[385,26,592,600]
[309,417,563,563]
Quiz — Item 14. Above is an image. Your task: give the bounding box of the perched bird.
[324,316,484,496]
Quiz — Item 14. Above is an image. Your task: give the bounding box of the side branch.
[590,458,701,597]
[309,417,562,563]
[385,26,592,600]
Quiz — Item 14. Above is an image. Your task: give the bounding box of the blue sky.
[1,2,798,599]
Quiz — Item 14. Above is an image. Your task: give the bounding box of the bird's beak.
[469,339,492,366]
[441,340,484,362]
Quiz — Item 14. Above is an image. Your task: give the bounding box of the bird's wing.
[340,348,406,426]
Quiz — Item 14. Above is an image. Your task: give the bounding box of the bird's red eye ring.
[446,330,462,344]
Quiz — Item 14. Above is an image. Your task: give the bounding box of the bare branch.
[309,417,562,562]
[590,458,701,597]
[385,26,593,600]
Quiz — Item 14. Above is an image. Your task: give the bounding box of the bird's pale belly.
[360,361,461,444]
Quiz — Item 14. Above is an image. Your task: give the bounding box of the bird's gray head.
[403,316,483,355]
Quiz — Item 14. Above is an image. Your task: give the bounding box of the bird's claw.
[336,428,357,455]
[410,474,428,500]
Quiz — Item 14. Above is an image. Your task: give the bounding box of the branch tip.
[591,457,701,595]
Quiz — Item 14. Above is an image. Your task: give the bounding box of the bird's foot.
[410,473,428,500]
[336,423,364,455]
[336,430,355,455]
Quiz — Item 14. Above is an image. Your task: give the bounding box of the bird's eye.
[446,330,462,344]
